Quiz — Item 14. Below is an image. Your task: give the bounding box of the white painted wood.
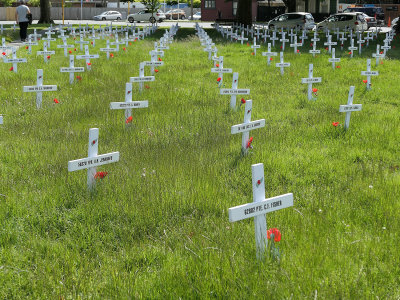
[361,59,378,90]
[23,69,57,109]
[328,48,340,69]
[301,64,321,100]
[276,52,290,75]
[0,115,3,125]
[231,119,266,134]
[36,43,55,63]
[76,45,99,70]
[60,55,85,84]
[339,86,362,130]
[262,43,277,66]
[57,39,74,57]
[3,47,27,73]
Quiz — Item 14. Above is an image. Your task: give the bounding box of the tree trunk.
[236,0,252,26]
[282,0,296,13]
[38,0,53,23]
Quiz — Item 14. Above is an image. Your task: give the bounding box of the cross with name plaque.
[339,86,362,130]
[23,69,57,109]
[372,44,384,66]
[270,30,278,47]
[361,59,378,90]
[75,34,89,51]
[220,72,251,109]
[76,45,99,70]
[310,32,320,57]
[348,39,357,58]
[289,35,302,54]
[276,52,290,75]
[68,128,120,189]
[324,35,337,54]
[130,62,155,93]
[229,163,293,260]
[100,40,116,59]
[0,115,3,125]
[211,56,232,85]
[262,43,277,66]
[356,33,365,55]
[36,43,55,63]
[3,47,27,73]
[60,55,85,84]
[328,48,340,69]
[251,38,260,55]
[279,31,289,51]
[57,38,74,57]
[301,64,322,100]
[110,82,148,126]
[231,100,265,155]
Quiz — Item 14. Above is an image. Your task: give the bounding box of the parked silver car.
[93,11,122,21]
[268,12,315,30]
[316,13,367,32]
[127,9,165,23]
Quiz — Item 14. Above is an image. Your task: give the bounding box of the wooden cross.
[23,69,57,109]
[36,42,55,63]
[372,44,384,66]
[348,38,357,58]
[68,128,120,190]
[76,45,99,70]
[75,34,89,51]
[279,31,289,51]
[261,43,277,66]
[42,30,56,48]
[328,48,340,69]
[220,72,250,109]
[60,55,85,84]
[130,62,155,93]
[229,163,293,260]
[289,35,301,54]
[270,30,278,47]
[3,47,27,73]
[301,64,322,100]
[211,56,233,85]
[57,38,74,57]
[251,38,260,56]
[361,59,379,90]
[231,100,265,155]
[275,52,290,75]
[100,40,116,60]
[110,82,148,126]
[324,35,337,54]
[309,31,320,57]
[356,32,365,55]
[339,33,347,51]
[339,86,362,130]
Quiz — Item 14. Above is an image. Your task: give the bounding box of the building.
[201,0,258,21]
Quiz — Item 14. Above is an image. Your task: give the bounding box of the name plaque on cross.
[130,76,155,82]
[231,119,266,133]
[220,89,250,95]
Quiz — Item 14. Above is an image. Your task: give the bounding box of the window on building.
[233,0,238,16]
[204,0,216,9]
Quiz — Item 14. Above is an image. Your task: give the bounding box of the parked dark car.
[343,7,385,25]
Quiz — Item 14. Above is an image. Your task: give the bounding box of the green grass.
[1,27,400,298]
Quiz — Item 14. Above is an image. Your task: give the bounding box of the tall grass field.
[0,25,400,298]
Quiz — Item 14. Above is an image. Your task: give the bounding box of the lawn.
[0,26,399,298]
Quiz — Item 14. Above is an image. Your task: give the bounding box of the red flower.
[154,69,159,73]
[332,122,339,127]
[25,46,29,49]
[380,51,383,54]
[87,62,92,66]
[348,51,352,55]
[94,171,108,179]
[251,52,255,55]
[257,179,261,185]
[126,116,133,124]
[47,55,51,59]
[2,52,6,56]
[129,42,132,46]
[269,57,273,61]
[145,85,150,89]
[92,140,96,145]
[280,45,283,49]
[246,137,253,149]
[110,53,114,58]
[69,50,72,54]
[241,98,246,104]
[267,228,281,242]
[9,66,13,71]
[158,57,162,61]
[217,77,221,82]
[310,43,313,47]
[76,75,82,80]
[336,65,341,68]
[74,48,77,51]
[215,63,219,67]
[362,79,367,84]
[325,47,329,51]
[53,98,59,103]
[361,44,364,47]
[380,61,384,65]
[123,47,126,51]
[247,42,249,46]
[312,88,318,93]
[296,49,300,53]
[90,41,93,45]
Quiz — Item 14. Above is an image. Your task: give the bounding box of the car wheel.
[128,17,134,23]
[117,17,121,20]
[102,17,106,21]
[180,15,185,20]
[149,16,156,23]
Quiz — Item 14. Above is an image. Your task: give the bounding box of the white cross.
[275,52,290,75]
[111,34,125,51]
[29,29,41,42]
[143,59,164,76]
[220,72,250,109]
[100,40,116,60]
[42,30,56,48]
[361,59,379,90]
[229,163,293,260]
[372,44,384,66]
[238,31,248,45]
[251,38,260,55]
[0,37,12,53]
[76,45,99,70]
[348,38,357,58]
[270,30,278,47]
[279,31,289,51]
[381,40,391,56]
[75,34,89,51]
[357,33,365,55]
[339,86,362,130]
[3,47,27,73]
[130,62,155,93]
[68,128,120,190]
[328,48,340,69]
[110,82,148,126]
[90,33,100,47]
[301,64,322,100]
[309,32,320,57]
[57,38,74,57]
[324,35,337,54]
[290,35,301,54]
[262,43,277,66]
[289,29,296,44]
[37,42,55,63]
[211,56,232,85]
[149,49,164,75]
[231,100,265,155]
[0,115,3,125]
[339,33,347,51]
[60,55,85,84]
[364,32,373,47]
[23,69,57,109]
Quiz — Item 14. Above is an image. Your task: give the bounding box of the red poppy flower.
[92,140,96,145]
[25,46,29,49]
[280,45,283,49]
[129,42,132,45]
[296,49,300,53]
[332,122,339,127]
[94,171,108,179]
[257,179,261,185]
[2,52,6,56]
[310,43,313,47]
[53,98,59,103]
[336,65,341,68]
[241,98,246,104]
[348,51,352,55]
[126,116,133,124]
[380,51,383,54]
[246,42,249,46]
[217,77,221,82]
[145,85,150,89]
[158,57,162,61]
[361,44,364,47]
[69,50,72,54]
[312,88,318,93]
[76,75,82,80]
[325,47,328,50]
[74,48,77,51]
[9,66,13,71]
[154,69,159,73]
[246,137,253,149]
[380,61,384,65]
[123,47,126,51]
[267,228,281,242]
[87,62,91,66]
[110,53,114,58]
[135,38,138,41]
[270,57,273,61]
[47,55,51,59]
[363,79,367,84]
[251,52,255,55]
[90,41,93,45]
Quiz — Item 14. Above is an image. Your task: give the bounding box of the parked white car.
[93,11,122,21]
[127,9,165,23]
[316,13,367,32]
[188,12,201,20]
[392,17,399,28]
[268,12,315,30]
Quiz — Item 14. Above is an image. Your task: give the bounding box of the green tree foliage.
[141,0,161,13]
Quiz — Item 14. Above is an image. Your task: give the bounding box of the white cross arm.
[60,67,85,72]
[276,63,290,67]
[211,68,233,73]
[129,76,155,82]
[339,104,362,112]
[144,61,164,66]
[0,115,3,125]
[220,89,250,95]
[361,71,379,76]
[301,77,322,84]
[110,101,148,109]
[329,58,340,62]
[100,48,117,52]
[3,58,27,63]
[37,51,55,55]
[76,54,99,59]
[23,85,57,92]
[229,193,293,222]
[231,119,265,134]
[68,152,120,172]
[309,50,320,54]
[262,52,277,56]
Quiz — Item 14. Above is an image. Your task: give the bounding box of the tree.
[236,0,252,26]
[141,0,161,14]
[282,0,296,12]
[38,0,52,23]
